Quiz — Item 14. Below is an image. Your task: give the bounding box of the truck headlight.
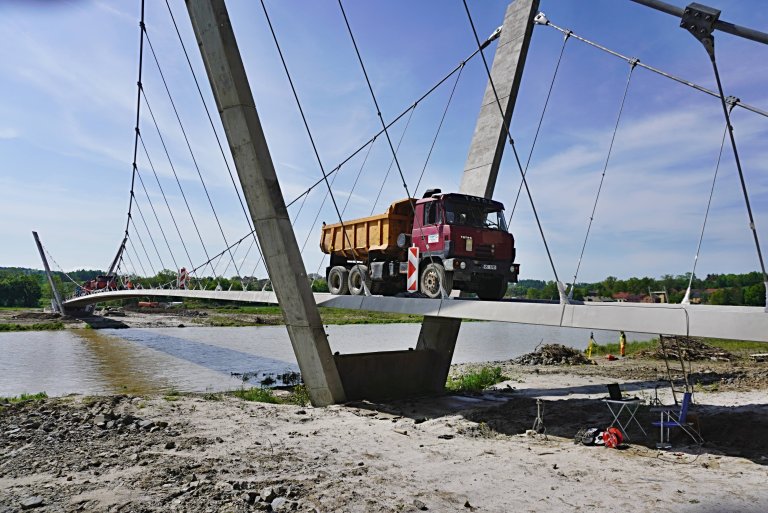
[510,265,516,273]
[460,261,467,270]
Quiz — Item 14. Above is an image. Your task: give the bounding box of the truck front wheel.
[420,262,453,299]
[328,266,350,295]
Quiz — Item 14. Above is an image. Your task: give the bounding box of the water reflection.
[1,323,651,397]
[76,329,171,396]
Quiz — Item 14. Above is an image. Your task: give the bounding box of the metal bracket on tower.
[681,2,721,57]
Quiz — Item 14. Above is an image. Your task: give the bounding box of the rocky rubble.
[0,396,320,512]
[639,336,733,361]
[513,344,591,366]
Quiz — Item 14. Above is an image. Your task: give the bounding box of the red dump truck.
[320,189,519,300]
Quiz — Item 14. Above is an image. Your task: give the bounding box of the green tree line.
[508,272,765,306]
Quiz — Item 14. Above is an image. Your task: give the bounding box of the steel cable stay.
[284,40,488,211]
[539,17,768,120]
[682,102,734,304]
[110,0,146,278]
[370,106,417,216]
[140,91,219,282]
[126,235,150,279]
[131,191,167,272]
[133,166,180,273]
[414,62,465,196]
[704,45,768,308]
[161,0,270,285]
[339,0,455,299]
[213,238,249,290]
[137,133,205,290]
[508,20,571,224]
[121,250,142,285]
[128,214,157,278]
[40,246,86,292]
[143,31,246,290]
[260,0,374,297]
[125,241,153,289]
[309,137,378,289]
[300,142,366,256]
[462,0,564,299]
[568,60,637,298]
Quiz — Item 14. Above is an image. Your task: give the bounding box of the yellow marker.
[587,332,595,359]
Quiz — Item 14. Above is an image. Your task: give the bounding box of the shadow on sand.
[348,378,768,466]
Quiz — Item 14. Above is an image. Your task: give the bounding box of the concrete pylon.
[461,0,540,198]
[185,0,345,406]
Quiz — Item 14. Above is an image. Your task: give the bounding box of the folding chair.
[650,391,703,448]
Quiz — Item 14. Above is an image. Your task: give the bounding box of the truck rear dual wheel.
[477,278,507,301]
[420,262,453,299]
[348,265,372,296]
[328,266,349,295]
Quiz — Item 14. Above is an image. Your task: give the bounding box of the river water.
[0,323,652,397]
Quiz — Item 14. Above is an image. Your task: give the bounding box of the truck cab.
[412,190,518,300]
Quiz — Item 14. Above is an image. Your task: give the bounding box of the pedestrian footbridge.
[63,289,768,343]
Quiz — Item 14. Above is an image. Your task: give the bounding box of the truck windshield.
[444,201,507,231]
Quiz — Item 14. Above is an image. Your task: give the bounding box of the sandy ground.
[2,359,767,513]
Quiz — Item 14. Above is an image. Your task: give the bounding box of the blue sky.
[1,0,766,284]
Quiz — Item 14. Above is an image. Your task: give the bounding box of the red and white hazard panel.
[407,247,419,292]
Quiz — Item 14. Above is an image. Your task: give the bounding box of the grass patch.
[231,387,281,404]
[446,366,508,393]
[0,322,65,332]
[703,338,767,353]
[204,306,423,325]
[229,384,310,406]
[0,391,48,404]
[208,316,263,327]
[163,387,182,402]
[285,384,310,406]
[589,337,763,357]
[589,338,658,356]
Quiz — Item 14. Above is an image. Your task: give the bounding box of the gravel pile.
[513,344,591,366]
[639,336,733,361]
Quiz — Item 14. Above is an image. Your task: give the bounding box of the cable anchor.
[681,2,721,58]
[533,12,549,26]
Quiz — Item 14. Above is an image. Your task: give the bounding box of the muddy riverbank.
[0,307,424,331]
[2,357,767,512]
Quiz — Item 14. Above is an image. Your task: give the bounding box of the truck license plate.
[482,264,497,270]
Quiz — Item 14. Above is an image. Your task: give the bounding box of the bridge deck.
[62,289,768,343]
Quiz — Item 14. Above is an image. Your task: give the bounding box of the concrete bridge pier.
[187,0,345,406]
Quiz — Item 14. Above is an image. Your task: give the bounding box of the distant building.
[611,292,646,303]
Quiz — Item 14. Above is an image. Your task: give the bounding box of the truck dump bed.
[320,198,414,259]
